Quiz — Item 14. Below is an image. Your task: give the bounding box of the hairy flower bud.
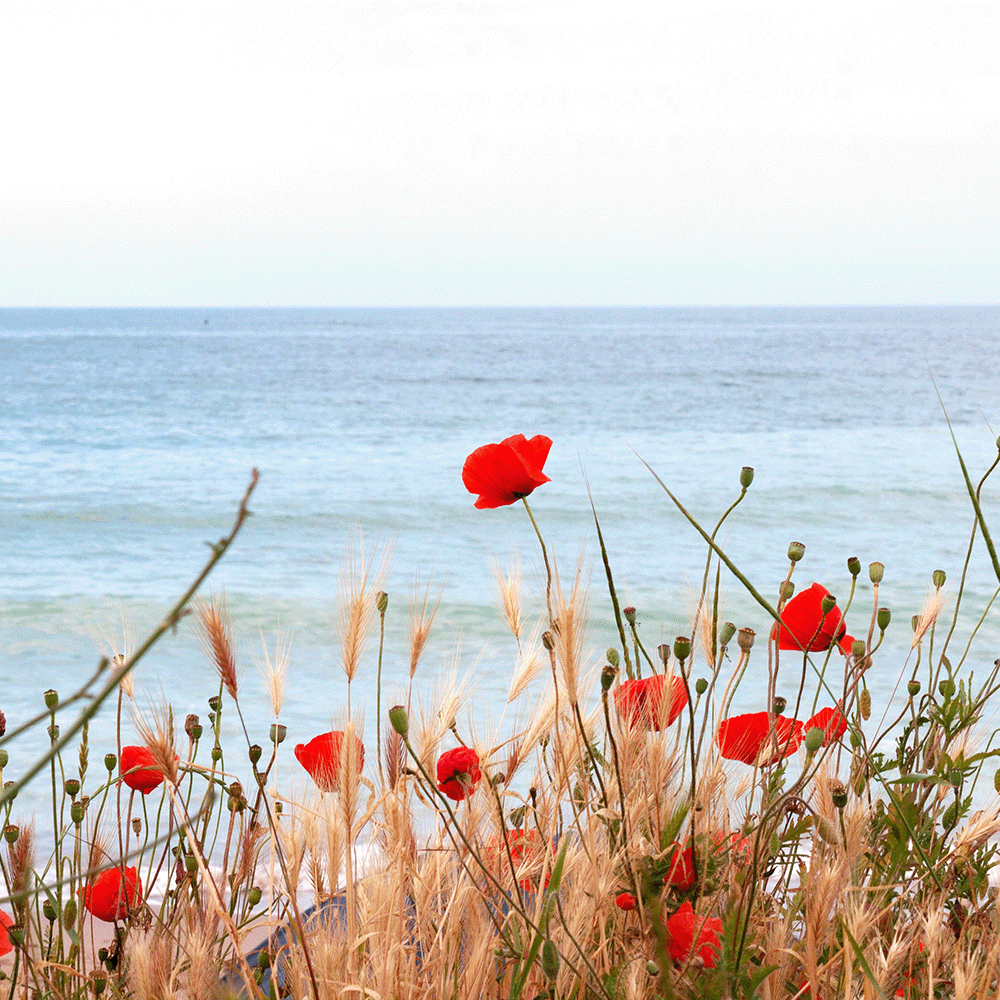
[541,939,560,980]
[0,749,7,769]
[740,466,754,488]
[932,569,946,589]
[851,639,867,660]
[184,714,200,739]
[805,727,825,754]
[719,622,736,647]
[248,886,263,906]
[877,607,891,630]
[939,678,956,699]
[847,556,861,577]
[695,677,708,696]
[63,898,77,929]
[388,705,409,737]
[376,590,389,613]
[541,631,555,651]
[780,580,795,601]
[606,647,620,668]
[815,815,842,846]
[869,562,884,584]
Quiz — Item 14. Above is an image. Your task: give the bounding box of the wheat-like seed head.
[492,554,523,642]
[337,532,392,683]
[196,592,238,701]
[409,577,441,679]
[258,628,290,719]
[912,587,947,648]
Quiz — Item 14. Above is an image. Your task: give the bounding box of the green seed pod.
[248,886,262,907]
[994,768,1000,794]
[270,723,287,745]
[104,753,117,773]
[939,678,956,699]
[388,705,409,737]
[623,607,637,625]
[93,976,107,995]
[912,614,921,632]
[932,569,946,589]
[805,727,826,754]
[606,647,620,668]
[184,714,200,739]
[208,695,222,712]
[860,688,871,720]
[695,677,708,696]
[645,960,659,976]
[256,950,271,970]
[851,639,867,660]
[740,466,754,488]
[71,802,85,825]
[211,745,223,762]
[737,627,755,652]
[907,679,921,697]
[44,689,59,710]
[376,590,389,614]
[0,749,8,769]
[3,780,16,801]
[601,665,617,693]
[63,898,77,929]
[772,696,787,714]
[673,636,691,662]
[43,900,57,923]
[877,607,891,630]
[248,744,262,765]
[820,593,837,616]
[831,780,848,809]
[815,815,842,846]
[847,556,861,577]
[850,731,861,748]
[541,939,560,980]
[185,854,198,874]
[719,622,736,647]
[132,817,142,835]
[64,778,80,797]
[6,925,24,948]
[657,643,670,666]
[780,580,795,601]
[869,562,884,584]
[787,541,805,562]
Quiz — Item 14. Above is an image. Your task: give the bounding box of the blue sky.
[2,2,997,307]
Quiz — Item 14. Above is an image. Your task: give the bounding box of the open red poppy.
[78,866,143,922]
[294,731,365,793]
[614,675,688,731]
[664,900,724,968]
[462,434,552,509]
[716,712,804,766]
[664,843,696,891]
[0,910,13,956]
[436,745,481,801]
[804,706,848,746]
[772,582,854,655]
[119,745,167,795]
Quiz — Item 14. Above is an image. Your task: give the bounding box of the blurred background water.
[3,306,1000,819]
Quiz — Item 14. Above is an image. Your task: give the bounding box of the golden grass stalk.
[409,577,441,679]
[337,533,392,685]
[258,628,291,719]
[196,592,238,701]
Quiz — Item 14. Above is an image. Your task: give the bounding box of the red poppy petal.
[503,434,552,476]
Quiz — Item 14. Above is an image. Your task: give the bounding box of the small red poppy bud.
[616,891,637,911]
[869,562,884,584]
[645,961,659,976]
[256,950,271,969]
[787,542,805,562]
[847,556,861,577]
[436,746,481,800]
[740,466,754,488]
[878,607,891,630]
[63,899,77,929]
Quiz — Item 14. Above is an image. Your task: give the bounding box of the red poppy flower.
[489,828,553,892]
[0,910,13,956]
[462,434,552,509]
[436,746,481,801]
[294,731,365,793]
[614,675,688,731]
[804,706,848,746]
[716,712,804,766]
[615,892,636,911]
[664,900,724,968]
[119,745,167,795]
[664,843,696,890]
[78,866,142,922]
[771,582,854,655]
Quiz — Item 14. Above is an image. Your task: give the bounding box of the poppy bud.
[673,636,691,662]
[869,562,884,584]
[695,678,708,696]
[228,781,245,812]
[63,898,77,929]
[376,591,389,613]
[93,976,106,995]
[601,665,617,692]
[184,714,200,739]
[185,854,198,874]
[256,950,271,970]
[541,939,560,980]
[211,746,223,762]
[740,466,754,488]
[772,696,787,714]
[719,622,736,647]
[606,647,620,668]
[43,899,57,922]
[542,631,555,651]
[939,678,956,699]
[646,961,659,976]
[907,679,920,697]
[860,688,871,720]
[780,580,795,601]
[831,780,848,808]
[847,556,861,577]
[787,542,805,562]
[248,886,262,906]
[71,802,85,824]
[389,705,409,737]
[248,744,262,765]
[805,727,825,754]
[657,643,670,666]
[44,689,59,710]
[64,778,80,798]
[3,825,18,844]
[877,607,891,630]
[911,614,921,633]
[995,768,1000,794]
[820,594,837,617]
[942,802,958,829]
[623,607,637,625]
[850,731,861,747]
[208,695,222,712]
[933,569,946,589]
[851,640,867,660]
[815,815,841,846]
[737,627,755,651]
[104,753,116,772]
[132,818,142,835]
[270,724,287,745]
[0,749,7,769]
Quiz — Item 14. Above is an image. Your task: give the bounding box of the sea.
[3,306,1000,820]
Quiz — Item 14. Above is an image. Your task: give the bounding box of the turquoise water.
[3,306,1000,814]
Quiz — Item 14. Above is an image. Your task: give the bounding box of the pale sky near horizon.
[2,2,997,307]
